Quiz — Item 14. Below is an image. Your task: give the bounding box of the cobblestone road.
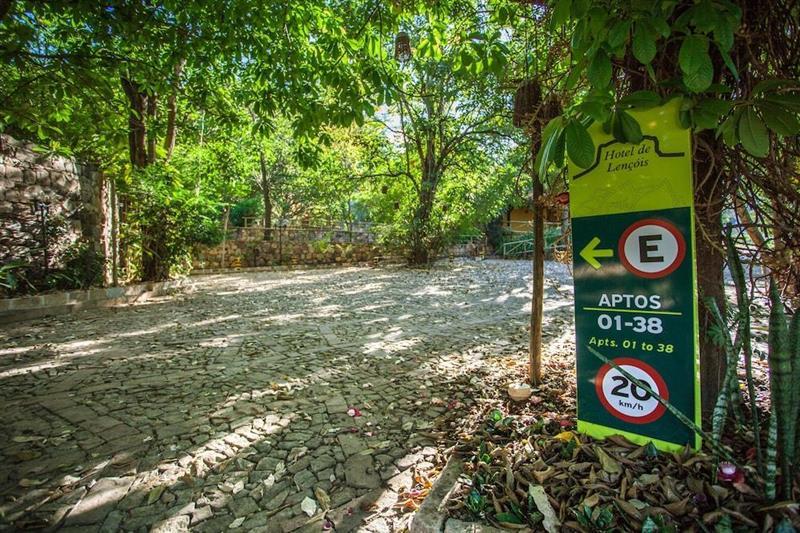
[0,260,574,532]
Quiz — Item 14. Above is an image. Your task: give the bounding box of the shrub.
[47,240,105,290]
[128,162,224,280]
[230,197,264,228]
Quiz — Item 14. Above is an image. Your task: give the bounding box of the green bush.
[128,162,224,280]
[1,240,105,296]
[0,261,32,297]
[311,233,333,255]
[47,240,105,290]
[230,196,264,227]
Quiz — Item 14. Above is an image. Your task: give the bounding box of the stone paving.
[0,260,574,532]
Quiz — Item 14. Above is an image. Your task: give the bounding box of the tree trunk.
[110,174,118,287]
[259,149,273,241]
[410,182,435,265]
[163,59,185,161]
[0,0,13,20]
[118,195,128,275]
[220,207,230,268]
[121,78,147,169]
[122,77,170,281]
[694,131,727,422]
[409,139,439,265]
[141,230,170,281]
[530,152,544,386]
[146,93,157,164]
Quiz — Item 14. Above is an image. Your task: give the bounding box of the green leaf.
[607,20,631,48]
[565,120,595,168]
[764,93,800,113]
[713,14,734,52]
[578,100,610,123]
[692,98,732,130]
[679,35,714,92]
[679,108,692,129]
[564,65,583,90]
[536,117,565,177]
[718,47,739,80]
[494,4,509,24]
[632,23,657,64]
[588,49,612,88]
[714,513,734,533]
[697,98,733,115]
[650,16,671,38]
[551,0,572,29]
[618,90,660,109]
[753,79,799,94]
[641,516,658,533]
[738,107,769,157]
[692,109,718,131]
[550,129,566,169]
[571,19,590,53]
[587,7,608,35]
[616,110,643,143]
[572,0,590,18]
[717,109,741,146]
[692,0,719,33]
[495,512,523,525]
[758,102,800,136]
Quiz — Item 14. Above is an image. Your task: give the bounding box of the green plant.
[311,233,333,255]
[229,196,264,228]
[573,503,616,532]
[0,261,32,296]
[766,277,799,499]
[495,503,527,526]
[705,229,800,500]
[128,162,224,280]
[641,515,678,533]
[465,488,488,517]
[56,240,105,290]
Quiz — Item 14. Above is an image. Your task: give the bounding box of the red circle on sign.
[618,218,686,279]
[594,357,669,424]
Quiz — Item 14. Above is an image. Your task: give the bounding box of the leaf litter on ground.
[438,348,799,532]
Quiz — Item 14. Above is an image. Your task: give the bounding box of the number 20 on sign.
[568,100,701,452]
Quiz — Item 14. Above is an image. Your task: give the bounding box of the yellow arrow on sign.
[580,237,614,269]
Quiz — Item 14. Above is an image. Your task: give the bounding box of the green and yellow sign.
[569,100,701,452]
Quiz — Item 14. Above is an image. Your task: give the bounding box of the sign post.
[569,100,701,452]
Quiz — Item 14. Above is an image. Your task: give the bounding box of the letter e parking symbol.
[638,234,664,263]
[619,219,686,278]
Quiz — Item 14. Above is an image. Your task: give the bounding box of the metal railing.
[501,238,534,258]
[499,222,570,259]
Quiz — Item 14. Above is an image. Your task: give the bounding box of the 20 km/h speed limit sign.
[595,358,668,424]
[568,100,701,452]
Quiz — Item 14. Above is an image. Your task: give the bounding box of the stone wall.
[228,225,379,244]
[0,134,108,267]
[447,241,488,259]
[193,238,487,271]
[192,240,385,271]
